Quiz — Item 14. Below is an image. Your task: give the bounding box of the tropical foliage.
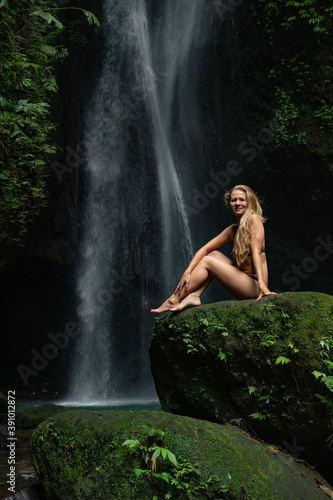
[240,0,333,160]
[0,0,98,246]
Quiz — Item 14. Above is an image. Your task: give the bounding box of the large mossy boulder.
[31,409,332,499]
[150,292,333,480]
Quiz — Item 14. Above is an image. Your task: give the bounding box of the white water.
[68,0,218,403]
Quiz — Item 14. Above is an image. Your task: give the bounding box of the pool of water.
[16,398,161,413]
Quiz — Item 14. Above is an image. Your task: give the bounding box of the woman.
[151,185,276,314]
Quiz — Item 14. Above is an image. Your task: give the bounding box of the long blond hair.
[224,185,266,264]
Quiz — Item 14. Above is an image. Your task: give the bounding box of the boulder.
[31,409,332,499]
[150,292,333,480]
[17,403,71,429]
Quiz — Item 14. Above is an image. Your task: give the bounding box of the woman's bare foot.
[151,295,180,314]
[169,293,201,312]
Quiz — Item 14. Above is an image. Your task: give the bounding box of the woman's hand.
[256,283,277,300]
[174,271,191,296]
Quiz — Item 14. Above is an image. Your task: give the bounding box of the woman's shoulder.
[249,213,264,224]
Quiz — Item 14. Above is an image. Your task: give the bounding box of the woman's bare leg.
[169,252,260,312]
[150,267,210,314]
[150,293,181,314]
[193,254,259,297]
[169,275,212,311]
[151,251,232,313]
[169,250,232,311]
[168,251,230,312]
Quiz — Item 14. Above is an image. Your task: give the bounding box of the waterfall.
[68,0,223,403]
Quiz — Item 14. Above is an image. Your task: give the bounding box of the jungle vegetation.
[0,0,98,248]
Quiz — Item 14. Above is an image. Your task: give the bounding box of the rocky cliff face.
[150,292,333,482]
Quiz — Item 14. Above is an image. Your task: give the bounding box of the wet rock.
[150,291,333,482]
[31,409,333,499]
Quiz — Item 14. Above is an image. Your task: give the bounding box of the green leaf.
[83,10,100,27]
[323,376,333,392]
[29,10,63,28]
[41,45,58,56]
[155,428,165,436]
[141,424,155,435]
[275,356,291,365]
[324,360,333,372]
[316,393,331,405]
[312,370,326,380]
[122,439,139,448]
[166,450,177,466]
[155,472,172,483]
[249,412,265,420]
[134,469,144,477]
[248,386,256,395]
[218,349,227,362]
[151,448,161,460]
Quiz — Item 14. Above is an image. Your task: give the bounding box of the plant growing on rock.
[122,425,230,499]
[312,335,333,449]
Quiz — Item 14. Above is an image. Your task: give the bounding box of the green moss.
[31,410,331,499]
[17,403,71,429]
[150,292,333,468]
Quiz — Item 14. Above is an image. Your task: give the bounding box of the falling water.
[68,0,225,403]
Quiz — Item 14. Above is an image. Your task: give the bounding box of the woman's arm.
[249,215,275,299]
[175,224,236,293]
